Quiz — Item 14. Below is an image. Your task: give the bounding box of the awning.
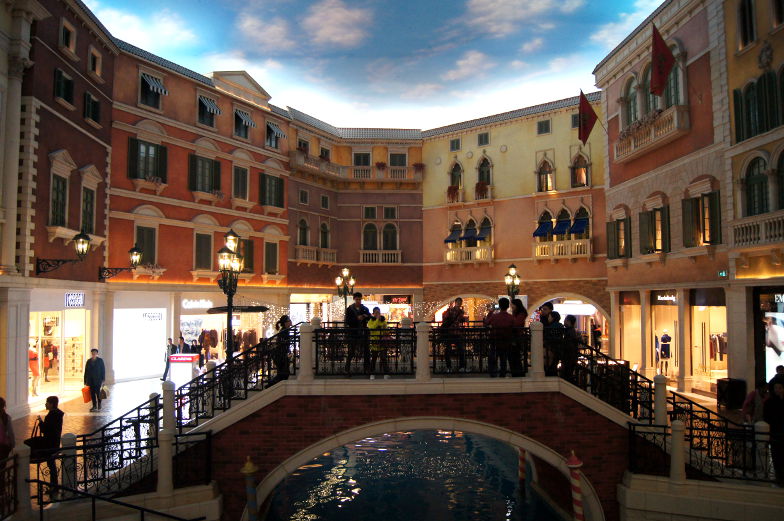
[553,219,571,235]
[266,121,287,139]
[199,95,222,115]
[460,227,477,241]
[569,218,589,234]
[235,109,257,128]
[476,224,492,240]
[532,221,553,237]
[141,73,168,95]
[443,229,461,243]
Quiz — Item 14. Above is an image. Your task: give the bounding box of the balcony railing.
[731,209,784,248]
[444,245,493,263]
[533,239,592,260]
[614,105,690,163]
[289,151,421,182]
[360,250,401,263]
[294,245,337,264]
[290,150,347,177]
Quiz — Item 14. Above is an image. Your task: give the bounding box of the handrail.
[0,454,16,520]
[26,479,206,520]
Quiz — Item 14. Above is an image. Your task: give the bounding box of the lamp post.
[35,231,92,274]
[98,245,143,281]
[335,267,356,314]
[504,264,521,299]
[217,230,243,358]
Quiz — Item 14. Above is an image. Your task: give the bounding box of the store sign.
[64,292,85,308]
[651,290,677,305]
[657,295,676,302]
[182,299,214,310]
[142,312,163,321]
[775,294,784,304]
[383,295,411,304]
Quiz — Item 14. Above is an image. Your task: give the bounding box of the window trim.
[319,222,330,249]
[134,223,158,266]
[232,165,249,201]
[87,45,104,82]
[299,189,310,205]
[194,231,213,271]
[59,18,78,61]
[478,132,490,146]
[536,119,551,135]
[138,68,167,111]
[54,68,75,109]
[320,194,330,210]
[449,138,461,152]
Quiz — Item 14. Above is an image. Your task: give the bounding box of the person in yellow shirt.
[367,307,388,375]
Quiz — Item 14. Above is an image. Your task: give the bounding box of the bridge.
[4,321,781,521]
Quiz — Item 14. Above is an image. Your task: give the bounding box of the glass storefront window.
[690,288,727,386]
[619,291,641,367]
[651,290,677,377]
[754,287,784,383]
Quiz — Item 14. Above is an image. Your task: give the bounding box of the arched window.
[382,223,397,250]
[625,76,638,126]
[663,50,681,108]
[642,66,659,114]
[571,155,589,187]
[758,71,779,133]
[554,209,571,239]
[297,219,309,246]
[533,211,553,242]
[745,157,769,216]
[478,158,491,184]
[744,83,760,138]
[739,0,756,48]
[572,207,590,239]
[477,217,492,243]
[363,223,378,250]
[461,219,478,248]
[319,223,330,249]
[449,163,463,188]
[537,161,554,192]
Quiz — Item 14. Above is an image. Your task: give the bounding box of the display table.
[168,353,200,389]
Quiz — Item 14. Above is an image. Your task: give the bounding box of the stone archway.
[247,416,605,521]
[531,292,610,323]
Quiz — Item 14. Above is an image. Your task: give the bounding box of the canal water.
[263,429,562,520]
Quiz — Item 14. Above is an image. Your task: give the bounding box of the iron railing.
[174,432,212,488]
[0,455,16,520]
[314,326,415,376]
[429,325,530,376]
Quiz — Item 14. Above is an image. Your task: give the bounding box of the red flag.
[650,24,675,96]
[578,91,597,145]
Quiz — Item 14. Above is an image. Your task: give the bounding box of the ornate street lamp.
[504,264,521,299]
[217,238,243,358]
[335,267,356,313]
[98,244,143,281]
[35,231,93,274]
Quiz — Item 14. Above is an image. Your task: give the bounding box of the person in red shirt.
[484,297,516,377]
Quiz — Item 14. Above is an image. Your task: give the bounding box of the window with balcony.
[54,69,74,106]
[461,220,477,247]
[571,155,589,187]
[537,161,554,192]
[260,174,284,207]
[390,153,407,167]
[354,153,371,166]
[478,158,491,185]
[744,157,769,216]
[320,147,330,161]
[533,211,553,241]
[233,166,248,200]
[642,65,659,114]
[639,206,670,254]
[136,225,156,265]
[264,242,278,274]
[198,95,221,127]
[624,77,638,127]
[607,217,631,259]
[663,52,681,109]
[50,174,68,227]
[297,219,309,246]
[733,72,779,142]
[449,164,463,188]
[477,217,492,243]
[363,223,378,250]
[195,233,212,270]
[739,0,756,49]
[81,187,95,235]
[682,191,721,247]
[553,210,571,240]
[571,207,590,239]
[128,138,168,182]
[320,223,330,249]
[298,139,310,155]
[382,223,398,250]
[239,238,254,273]
[139,73,167,109]
[188,155,221,193]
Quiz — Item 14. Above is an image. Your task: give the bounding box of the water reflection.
[264,430,560,521]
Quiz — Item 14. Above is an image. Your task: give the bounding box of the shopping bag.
[82,385,91,403]
[23,419,50,463]
[99,385,109,400]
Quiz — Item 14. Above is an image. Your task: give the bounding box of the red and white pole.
[566,451,585,521]
[518,448,527,498]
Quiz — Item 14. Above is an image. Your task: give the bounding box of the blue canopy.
[532,221,553,237]
[476,224,492,240]
[460,227,477,240]
[569,218,589,234]
[443,229,461,243]
[552,219,571,235]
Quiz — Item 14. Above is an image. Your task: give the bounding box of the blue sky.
[84,0,662,129]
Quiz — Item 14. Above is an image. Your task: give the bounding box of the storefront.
[28,289,93,402]
[293,293,415,325]
[651,290,678,378]
[753,286,784,383]
[618,291,641,367]
[690,288,727,391]
[112,291,169,382]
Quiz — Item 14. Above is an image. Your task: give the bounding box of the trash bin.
[717,378,746,409]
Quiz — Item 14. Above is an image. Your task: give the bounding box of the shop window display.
[651,290,677,378]
[619,291,641,366]
[690,288,727,389]
[28,309,89,401]
[755,288,784,382]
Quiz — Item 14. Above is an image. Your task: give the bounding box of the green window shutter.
[623,216,632,258]
[733,89,745,143]
[188,154,198,191]
[682,197,698,247]
[259,173,268,204]
[157,145,168,183]
[274,176,284,207]
[65,77,73,103]
[93,98,100,122]
[83,92,90,119]
[763,71,779,129]
[708,191,722,244]
[195,233,212,270]
[264,242,278,274]
[639,211,651,255]
[241,239,254,272]
[128,137,140,179]
[661,205,671,252]
[606,221,617,259]
[212,160,221,191]
[54,69,63,98]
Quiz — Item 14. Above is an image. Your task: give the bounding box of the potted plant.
[475,181,489,199]
[413,162,425,173]
[375,161,387,171]
[447,185,460,203]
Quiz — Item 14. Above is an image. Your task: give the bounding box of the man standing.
[484,297,516,377]
[39,396,63,496]
[441,297,467,372]
[161,337,175,381]
[84,349,105,412]
[345,292,370,375]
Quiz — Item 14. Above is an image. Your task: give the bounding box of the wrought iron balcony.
[532,239,592,260]
[731,209,784,248]
[614,105,690,163]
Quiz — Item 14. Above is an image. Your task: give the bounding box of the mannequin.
[659,329,671,375]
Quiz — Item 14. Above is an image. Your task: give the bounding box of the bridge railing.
[429,325,530,376]
[313,326,415,376]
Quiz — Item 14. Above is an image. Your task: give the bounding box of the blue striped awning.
[199,95,222,115]
[460,227,477,241]
[141,73,168,95]
[266,121,287,139]
[570,218,589,234]
[553,219,571,235]
[476,224,492,240]
[532,221,553,237]
[235,109,257,128]
[444,229,461,243]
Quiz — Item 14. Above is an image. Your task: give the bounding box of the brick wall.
[210,392,626,521]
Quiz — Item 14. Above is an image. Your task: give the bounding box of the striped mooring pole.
[566,450,585,521]
[241,456,260,521]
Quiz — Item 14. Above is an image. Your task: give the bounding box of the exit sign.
[717,270,728,278]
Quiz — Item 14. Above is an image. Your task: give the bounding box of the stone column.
[766,169,779,212]
[0,287,32,417]
[529,321,545,379]
[669,420,686,482]
[609,291,620,359]
[725,285,753,384]
[61,433,77,497]
[640,290,653,378]
[102,290,115,383]
[162,380,175,433]
[157,429,174,497]
[299,323,314,383]
[654,374,668,425]
[676,288,692,392]
[415,322,430,382]
[14,443,32,515]
[171,292,182,340]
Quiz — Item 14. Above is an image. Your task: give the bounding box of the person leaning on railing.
[509,298,528,377]
[344,292,371,375]
[367,307,388,375]
[266,315,292,388]
[484,297,515,378]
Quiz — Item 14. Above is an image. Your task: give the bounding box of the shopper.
[484,297,515,377]
[28,345,40,397]
[763,380,784,486]
[441,297,467,373]
[39,396,63,496]
[367,307,388,375]
[161,337,175,381]
[267,315,292,387]
[510,298,528,377]
[561,315,580,383]
[0,397,15,460]
[742,381,768,424]
[344,292,370,375]
[84,349,106,412]
[544,310,564,376]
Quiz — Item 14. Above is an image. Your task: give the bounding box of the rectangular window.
[571,114,580,128]
[383,206,397,219]
[135,226,156,265]
[320,147,330,161]
[198,96,219,127]
[299,189,309,205]
[449,138,461,151]
[234,113,249,139]
[60,21,76,53]
[639,207,670,254]
[233,166,248,200]
[83,92,100,123]
[321,195,330,209]
[50,175,67,227]
[81,187,95,235]
[54,69,74,104]
[607,217,632,259]
[239,238,254,273]
[188,155,221,193]
[353,153,371,166]
[260,173,284,207]
[537,120,551,135]
[682,193,721,247]
[364,206,377,219]
[89,50,102,76]
[128,138,168,182]
[478,132,489,146]
[264,242,278,274]
[297,139,310,155]
[139,73,165,109]
[266,124,280,149]
[389,153,407,167]
[195,233,212,270]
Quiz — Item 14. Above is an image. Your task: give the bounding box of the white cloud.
[560,0,585,13]
[520,37,544,53]
[302,0,372,48]
[238,16,296,52]
[590,0,662,50]
[83,0,196,51]
[509,60,528,69]
[401,83,443,99]
[465,0,558,38]
[442,50,494,81]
